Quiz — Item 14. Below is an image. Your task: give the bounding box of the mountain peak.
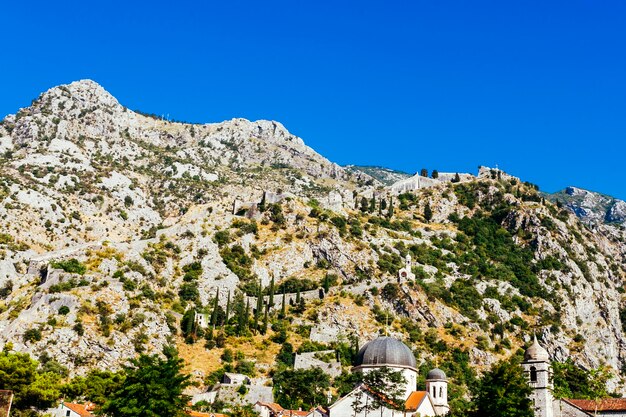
[36,79,121,111]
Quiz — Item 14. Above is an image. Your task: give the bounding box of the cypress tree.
[424,201,433,222]
[369,196,376,213]
[360,197,369,212]
[280,292,286,318]
[261,305,269,335]
[259,192,266,212]
[268,276,275,307]
[387,197,394,219]
[255,282,263,320]
[210,290,220,327]
[245,299,250,330]
[225,291,231,325]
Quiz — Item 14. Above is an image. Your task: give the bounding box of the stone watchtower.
[425,368,449,415]
[522,336,553,417]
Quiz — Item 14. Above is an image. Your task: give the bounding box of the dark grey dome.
[355,337,417,369]
[426,368,446,380]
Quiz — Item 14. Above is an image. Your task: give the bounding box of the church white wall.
[329,387,406,417]
[413,397,437,417]
[359,367,417,400]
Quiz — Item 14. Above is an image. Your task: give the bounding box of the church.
[328,336,448,416]
[326,334,626,417]
[524,336,626,417]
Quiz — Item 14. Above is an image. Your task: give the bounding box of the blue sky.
[1,1,625,198]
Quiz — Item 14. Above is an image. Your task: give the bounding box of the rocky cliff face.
[1,81,626,397]
[549,186,626,225]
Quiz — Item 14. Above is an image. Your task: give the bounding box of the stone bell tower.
[522,335,553,417]
[425,368,449,415]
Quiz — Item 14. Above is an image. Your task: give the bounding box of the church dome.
[524,336,550,362]
[426,368,446,380]
[355,337,417,370]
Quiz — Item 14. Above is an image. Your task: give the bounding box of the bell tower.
[522,335,553,417]
[425,368,449,415]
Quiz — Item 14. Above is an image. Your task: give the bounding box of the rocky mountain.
[345,165,412,186]
[548,186,626,226]
[2,80,626,405]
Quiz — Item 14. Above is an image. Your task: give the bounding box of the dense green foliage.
[101,347,190,417]
[470,359,533,417]
[0,346,62,414]
[552,359,613,400]
[273,368,330,410]
[50,258,86,275]
[454,214,543,298]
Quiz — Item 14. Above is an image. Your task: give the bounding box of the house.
[255,401,286,417]
[524,336,626,417]
[560,399,626,416]
[304,407,328,417]
[186,410,229,417]
[254,401,310,417]
[327,336,447,417]
[0,390,13,417]
[54,402,95,417]
[222,372,251,385]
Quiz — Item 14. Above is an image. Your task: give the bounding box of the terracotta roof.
[566,398,626,412]
[405,391,428,411]
[0,390,13,417]
[186,411,228,417]
[63,402,95,417]
[282,410,309,416]
[256,401,285,412]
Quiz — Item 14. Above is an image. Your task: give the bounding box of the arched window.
[440,386,443,398]
[530,366,537,382]
[432,386,436,398]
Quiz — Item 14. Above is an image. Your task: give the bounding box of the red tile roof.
[405,391,428,411]
[282,410,309,417]
[186,411,228,417]
[566,398,626,412]
[63,402,95,417]
[256,401,285,412]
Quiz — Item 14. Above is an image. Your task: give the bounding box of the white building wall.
[425,380,448,415]
[329,388,407,417]
[358,367,417,400]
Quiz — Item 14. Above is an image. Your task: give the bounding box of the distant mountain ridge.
[345,165,412,186]
[547,187,626,226]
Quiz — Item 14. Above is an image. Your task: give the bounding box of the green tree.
[369,196,376,213]
[552,359,612,400]
[180,309,196,343]
[273,368,330,410]
[258,192,266,212]
[452,173,461,183]
[0,346,61,411]
[424,201,433,222]
[359,366,406,412]
[61,370,124,405]
[360,197,369,213]
[431,170,439,179]
[387,197,394,219]
[101,347,190,417]
[471,359,532,417]
[420,168,428,177]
